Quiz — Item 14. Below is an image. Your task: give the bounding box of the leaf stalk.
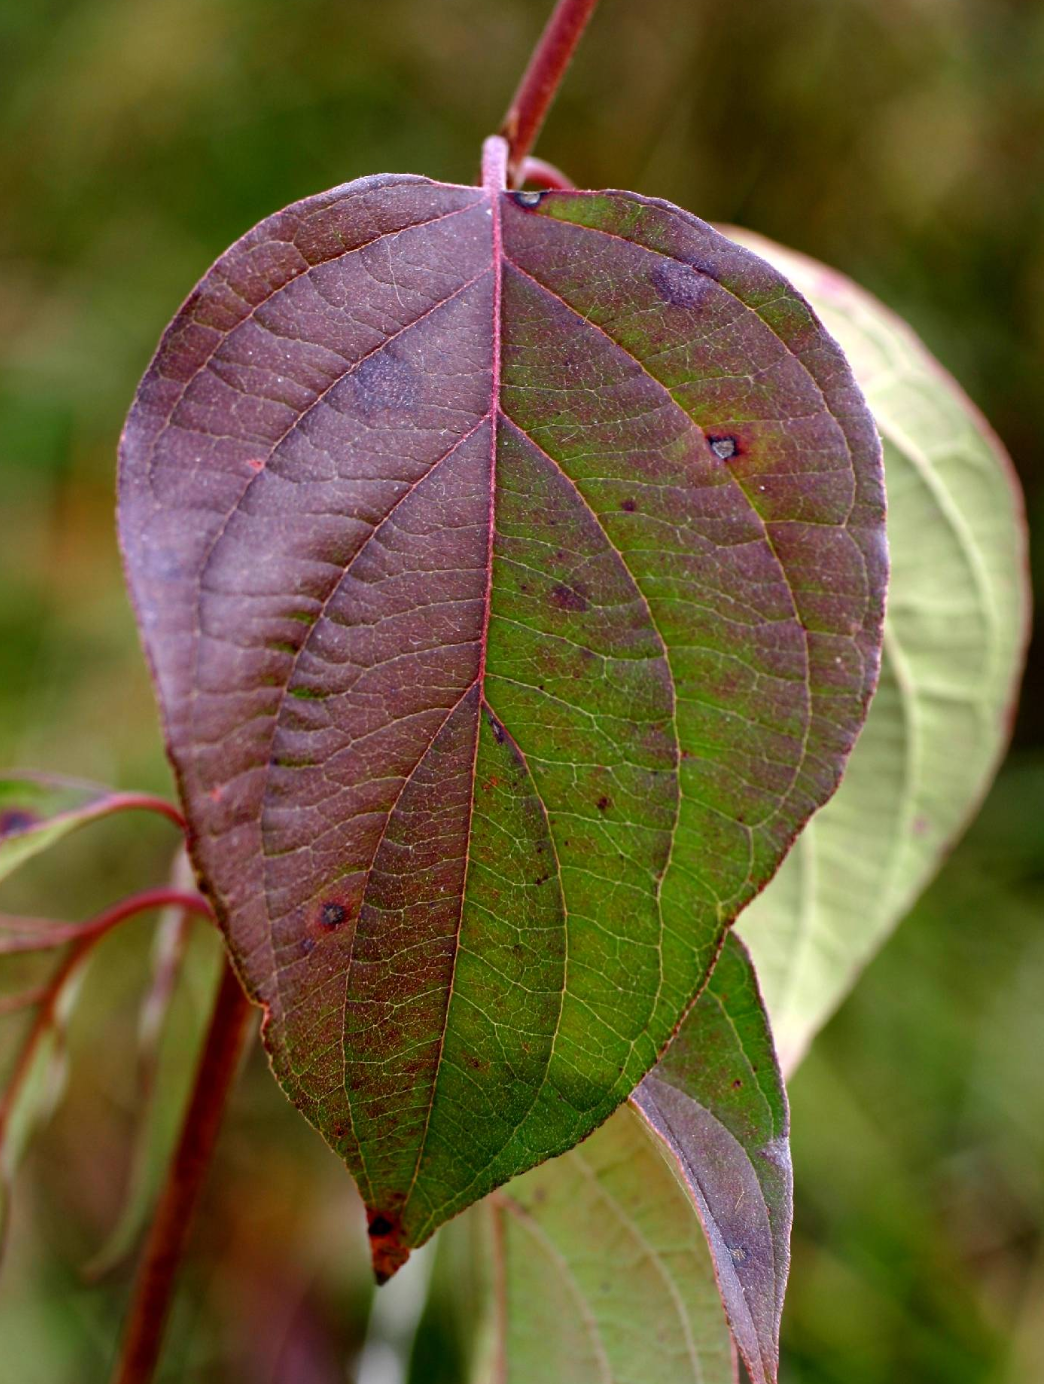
[499,0,601,185]
[110,961,254,1384]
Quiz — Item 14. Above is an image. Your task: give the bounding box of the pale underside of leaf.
[119,176,885,1264]
[631,934,791,1384]
[481,1105,737,1384]
[730,231,1028,1072]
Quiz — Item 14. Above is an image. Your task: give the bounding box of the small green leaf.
[0,774,182,885]
[728,232,1030,1070]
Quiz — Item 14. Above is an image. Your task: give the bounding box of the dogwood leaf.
[118,153,885,1272]
[731,232,1029,1071]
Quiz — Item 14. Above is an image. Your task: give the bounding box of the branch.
[110,961,255,1384]
[519,156,576,191]
[499,0,601,185]
[0,888,212,956]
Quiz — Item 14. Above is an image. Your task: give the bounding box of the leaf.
[426,934,787,1384]
[118,153,886,1270]
[462,1108,738,1384]
[728,232,1030,1072]
[632,934,790,1384]
[0,773,182,885]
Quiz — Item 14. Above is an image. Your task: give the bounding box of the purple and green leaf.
[118,150,885,1272]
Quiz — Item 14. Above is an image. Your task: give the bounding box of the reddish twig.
[499,0,601,186]
[110,961,255,1384]
[519,156,576,191]
[0,888,212,957]
[98,793,187,833]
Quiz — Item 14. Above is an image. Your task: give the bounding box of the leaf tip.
[367,1209,410,1284]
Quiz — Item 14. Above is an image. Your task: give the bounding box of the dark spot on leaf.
[550,583,588,612]
[350,348,418,423]
[596,796,611,812]
[621,498,636,512]
[732,1078,743,1089]
[708,435,739,461]
[301,936,316,956]
[485,710,507,744]
[368,1215,394,1238]
[320,902,347,929]
[651,259,713,309]
[512,190,545,208]
[0,809,38,837]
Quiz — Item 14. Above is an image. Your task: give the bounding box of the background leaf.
[471,1107,737,1384]
[420,932,789,1384]
[633,933,791,1384]
[118,177,885,1266]
[729,232,1030,1072]
[0,774,181,885]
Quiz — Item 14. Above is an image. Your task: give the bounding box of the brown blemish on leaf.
[596,796,611,812]
[367,1208,410,1283]
[621,498,636,512]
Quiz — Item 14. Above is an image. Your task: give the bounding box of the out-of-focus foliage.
[0,1,1041,1381]
[733,231,1028,1073]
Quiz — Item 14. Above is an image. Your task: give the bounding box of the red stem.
[102,793,187,833]
[0,887,212,956]
[110,961,254,1384]
[519,156,576,191]
[500,0,601,185]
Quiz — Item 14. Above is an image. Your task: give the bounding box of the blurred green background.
[1,0,1041,1379]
